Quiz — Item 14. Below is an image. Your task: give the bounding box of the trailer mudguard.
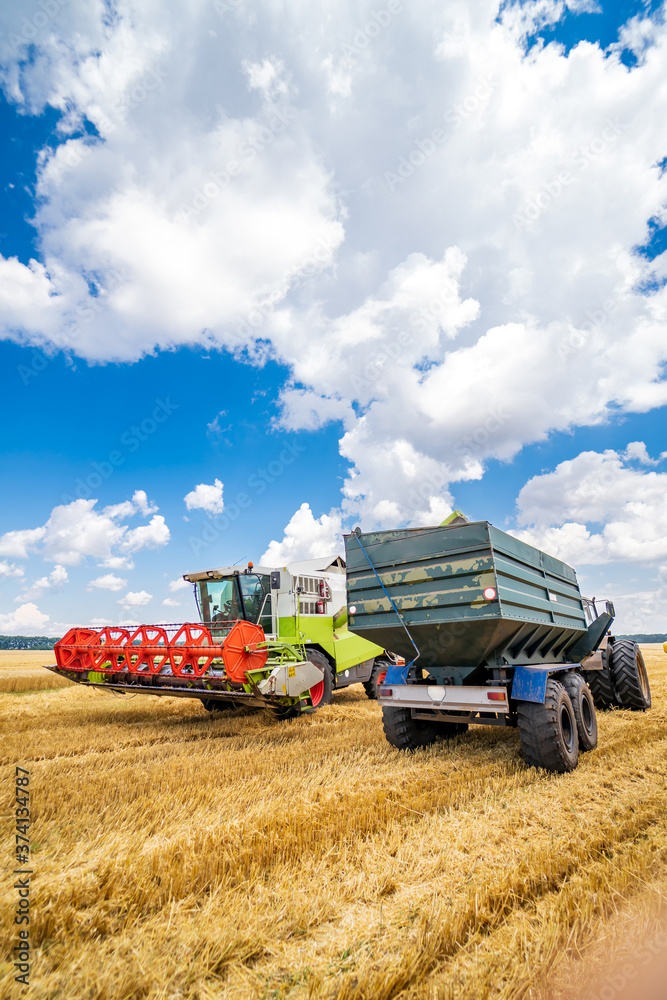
[511,663,578,704]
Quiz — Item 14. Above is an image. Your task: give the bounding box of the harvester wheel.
[610,640,651,710]
[305,649,334,709]
[561,672,598,752]
[271,649,333,721]
[200,698,240,712]
[362,659,390,700]
[382,706,467,751]
[584,645,617,710]
[517,679,579,773]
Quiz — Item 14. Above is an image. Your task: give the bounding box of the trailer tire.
[585,645,617,710]
[610,640,651,710]
[363,659,390,700]
[560,672,598,752]
[517,679,579,773]
[382,706,467,750]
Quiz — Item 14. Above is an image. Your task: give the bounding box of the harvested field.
[1,646,666,999]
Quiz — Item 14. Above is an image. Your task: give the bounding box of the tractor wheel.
[517,679,579,773]
[610,640,651,710]
[362,659,390,700]
[561,672,598,752]
[584,645,617,710]
[382,706,467,750]
[200,698,240,712]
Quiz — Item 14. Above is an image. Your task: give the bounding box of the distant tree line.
[616,634,667,643]
[0,635,62,650]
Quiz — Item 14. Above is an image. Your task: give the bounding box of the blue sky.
[1,0,666,635]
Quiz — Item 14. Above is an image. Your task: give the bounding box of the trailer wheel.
[362,659,390,700]
[560,672,598,752]
[585,645,617,710]
[382,707,467,750]
[517,679,579,773]
[610,640,651,710]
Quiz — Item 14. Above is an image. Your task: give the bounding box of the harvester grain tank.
[344,515,651,772]
[47,556,397,716]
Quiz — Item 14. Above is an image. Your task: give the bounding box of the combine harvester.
[47,558,396,717]
[345,514,652,772]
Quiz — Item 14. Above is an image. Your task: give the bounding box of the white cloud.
[122,515,170,552]
[162,597,181,607]
[168,577,191,592]
[0,526,47,559]
[0,560,24,578]
[622,441,659,465]
[22,564,69,599]
[87,574,128,592]
[0,495,169,568]
[260,503,343,565]
[118,590,153,608]
[184,479,224,515]
[514,445,667,564]
[0,602,50,634]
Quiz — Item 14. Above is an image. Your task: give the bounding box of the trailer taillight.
[487,691,506,701]
[379,687,392,698]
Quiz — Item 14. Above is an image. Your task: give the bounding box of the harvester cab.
[183,556,391,693]
[47,554,394,719]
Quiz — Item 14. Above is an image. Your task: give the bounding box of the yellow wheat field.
[0,650,72,694]
[1,647,666,999]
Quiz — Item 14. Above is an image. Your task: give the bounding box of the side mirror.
[270,571,281,589]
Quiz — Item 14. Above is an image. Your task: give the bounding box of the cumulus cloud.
[118,590,153,608]
[22,564,69,600]
[0,560,24,578]
[162,597,181,607]
[260,503,343,565]
[87,574,128,592]
[0,526,47,559]
[168,577,191,592]
[0,602,50,634]
[514,444,667,564]
[0,495,169,568]
[184,479,225,515]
